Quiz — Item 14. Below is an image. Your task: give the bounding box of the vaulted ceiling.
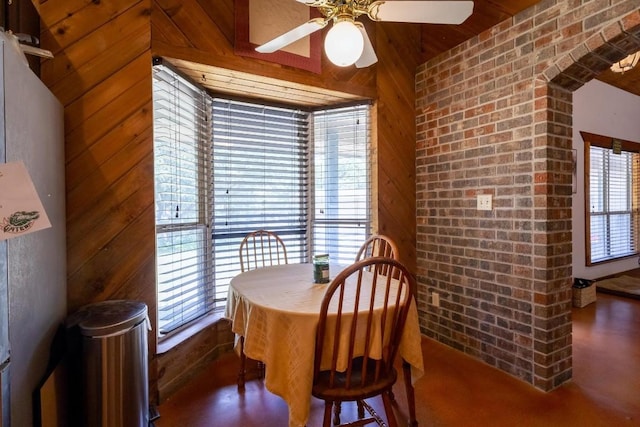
[170,0,639,105]
[596,64,640,98]
[169,0,548,107]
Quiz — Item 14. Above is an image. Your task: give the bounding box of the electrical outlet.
[432,291,440,307]
[477,194,492,211]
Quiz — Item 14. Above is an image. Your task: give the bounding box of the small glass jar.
[313,254,330,283]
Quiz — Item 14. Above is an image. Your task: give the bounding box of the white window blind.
[153,62,371,336]
[311,105,371,264]
[153,64,213,334]
[210,98,309,303]
[589,145,640,264]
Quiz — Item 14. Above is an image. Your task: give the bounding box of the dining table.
[224,262,424,427]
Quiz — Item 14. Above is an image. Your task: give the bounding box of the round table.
[225,263,424,427]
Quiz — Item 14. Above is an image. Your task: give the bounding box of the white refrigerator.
[0,32,66,427]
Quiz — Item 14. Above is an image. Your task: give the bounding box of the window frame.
[582,131,640,266]
[152,63,373,339]
[310,104,372,264]
[153,64,214,335]
[209,97,312,308]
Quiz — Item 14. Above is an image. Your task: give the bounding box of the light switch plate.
[477,194,492,210]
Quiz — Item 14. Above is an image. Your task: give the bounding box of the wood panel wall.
[34,0,158,399]
[33,0,419,402]
[375,21,421,271]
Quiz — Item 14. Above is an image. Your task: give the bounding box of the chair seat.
[312,358,397,401]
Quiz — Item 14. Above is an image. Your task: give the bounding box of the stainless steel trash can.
[71,300,149,427]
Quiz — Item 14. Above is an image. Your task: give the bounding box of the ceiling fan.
[255,0,474,68]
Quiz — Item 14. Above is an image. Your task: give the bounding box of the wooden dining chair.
[236,229,288,389]
[312,256,417,427]
[355,234,399,277]
[355,234,399,261]
[239,229,288,272]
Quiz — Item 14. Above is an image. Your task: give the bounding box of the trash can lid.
[67,300,148,337]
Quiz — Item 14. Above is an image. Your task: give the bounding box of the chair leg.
[381,391,398,427]
[238,336,246,390]
[403,360,417,427]
[357,400,365,419]
[333,401,342,425]
[323,401,333,427]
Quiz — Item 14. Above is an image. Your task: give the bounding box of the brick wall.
[416,1,640,391]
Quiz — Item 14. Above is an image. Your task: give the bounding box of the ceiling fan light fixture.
[611,51,640,73]
[256,1,476,69]
[324,19,364,67]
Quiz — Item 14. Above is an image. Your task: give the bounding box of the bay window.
[153,63,371,335]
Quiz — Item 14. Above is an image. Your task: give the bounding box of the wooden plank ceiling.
[171,0,640,103]
[597,62,640,97]
[165,0,546,107]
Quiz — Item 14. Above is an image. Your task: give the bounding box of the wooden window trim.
[580,131,640,266]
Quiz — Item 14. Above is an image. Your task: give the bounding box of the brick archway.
[531,11,640,390]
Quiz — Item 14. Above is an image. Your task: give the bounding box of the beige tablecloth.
[225,263,424,427]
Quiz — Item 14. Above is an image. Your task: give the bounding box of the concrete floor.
[156,292,639,426]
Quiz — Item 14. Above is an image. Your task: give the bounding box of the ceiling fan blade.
[255,18,327,54]
[355,24,377,68]
[368,1,474,24]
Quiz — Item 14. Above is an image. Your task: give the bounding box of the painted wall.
[572,79,640,280]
